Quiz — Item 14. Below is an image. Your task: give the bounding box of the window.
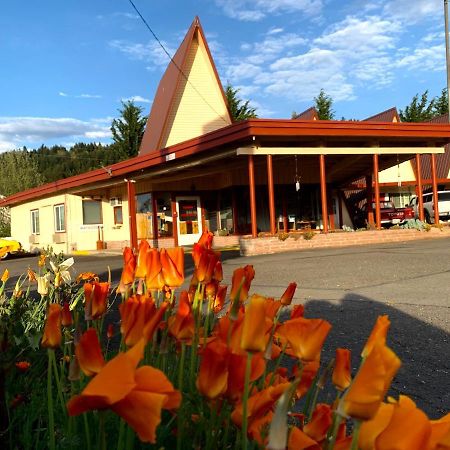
[31,209,40,234]
[54,204,65,232]
[114,206,123,225]
[82,199,103,225]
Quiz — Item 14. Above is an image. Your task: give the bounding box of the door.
[176,196,202,246]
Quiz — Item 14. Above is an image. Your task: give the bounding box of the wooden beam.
[248,155,257,238]
[431,154,440,223]
[126,179,138,251]
[267,155,276,234]
[373,155,381,230]
[415,154,424,221]
[319,155,328,233]
[236,146,445,156]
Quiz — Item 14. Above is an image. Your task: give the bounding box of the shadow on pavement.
[300,294,449,418]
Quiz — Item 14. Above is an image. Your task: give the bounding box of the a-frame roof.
[363,107,400,123]
[139,16,231,156]
[292,107,319,121]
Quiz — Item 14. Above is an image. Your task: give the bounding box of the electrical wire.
[127,0,230,125]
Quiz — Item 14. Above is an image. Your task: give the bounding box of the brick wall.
[239,228,450,257]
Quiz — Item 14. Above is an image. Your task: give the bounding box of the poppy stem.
[326,413,342,450]
[241,352,253,450]
[350,420,361,450]
[176,342,186,450]
[50,350,66,416]
[47,350,55,450]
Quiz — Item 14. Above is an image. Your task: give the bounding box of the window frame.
[82,199,103,225]
[30,209,40,235]
[113,205,123,225]
[54,203,66,233]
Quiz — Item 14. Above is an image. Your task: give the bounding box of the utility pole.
[445,0,450,121]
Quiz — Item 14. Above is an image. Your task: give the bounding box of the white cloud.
[109,40,173,69]
[382,0,441,24]
[77,93,102,99]
[58,91,68,97]
[122,95,152,104]
[395,45,445,72]
[267,27,284,35]
[215,0,323,21]
[0,117,112,151]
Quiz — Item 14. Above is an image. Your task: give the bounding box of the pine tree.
[111,101,147,158]
[225,84,258,122]
[432,88,449,117]
[399,90,435,122]
[314,89,335,120]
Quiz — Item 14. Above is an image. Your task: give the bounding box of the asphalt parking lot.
[2,238,449,417]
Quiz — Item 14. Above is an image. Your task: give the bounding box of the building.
[1,17,450,252]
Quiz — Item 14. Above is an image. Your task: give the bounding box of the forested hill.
[0,142,127,197]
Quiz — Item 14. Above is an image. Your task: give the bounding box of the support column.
[267,155,276,234]
[415,154,424,221]
[337,191,344,229]
[365,175,374,225]
[282,191,288,232]
[171,195,178,247]
[248,155,257,238]
[126,179,138,251]
[431,153,440,223]
[151,193,159,248]
[373,154,381,230]
[319,154,328,233]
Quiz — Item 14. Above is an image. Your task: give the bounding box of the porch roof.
[2,118,450,207]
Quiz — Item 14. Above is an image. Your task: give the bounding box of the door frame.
[175,196,202,246]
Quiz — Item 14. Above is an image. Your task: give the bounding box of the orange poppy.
[15,361,31,372]
[213,285,228,313]
[76,272,99,283]
[264,298,282,321]
[429,412,450,450]
[339,342,401,421]
[362,315,390,358]
[75,328,105,376]
[1,269,9,283]
[288,427,320,450]
[134,240,150,279]
[290,304,305,319]
[277,317,331,362]
[332,348,352,391]
[229,265,255,303]
[160,248,184,287]
[67,339,181,443]
[196,339,229,399]
[61,302,73,327]
[195,247,220,284]
[168,291,194,341]
[119,247,136,288]
[41,303,62,349]
[303,403,333,442]
[293,361,320,397]
[280,282,297,306]
[241,295,269,353]
[84,281,110,320]
[205,281,217,300]
[213,260,223,282]
[145,249,165,290]
[197,230,214,249]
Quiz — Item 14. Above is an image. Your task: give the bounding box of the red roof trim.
[3,119,450,207]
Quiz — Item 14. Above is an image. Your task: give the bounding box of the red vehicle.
[354,201,415,228]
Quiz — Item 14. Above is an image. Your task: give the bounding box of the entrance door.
[176,196,202,246]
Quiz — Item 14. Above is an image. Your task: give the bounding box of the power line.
[127,0,230,125]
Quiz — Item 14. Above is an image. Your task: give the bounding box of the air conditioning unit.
[29,234,39,244]
[110,197,122,207]
[53,233,66,244]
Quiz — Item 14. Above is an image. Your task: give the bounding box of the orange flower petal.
[303,403,333,442]
[135,240,150,279]
[362,315,390,358]
[280,282,297,306]
[41,303,62,349]
[332,348,352,391]
[75,328,105,376]
[288,427,320,450]
[359,403,395,450]
[160,248,184,287]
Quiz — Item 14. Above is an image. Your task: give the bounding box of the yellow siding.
[378,161,416,183]
[10,187,131,253]
[161,32,231,148]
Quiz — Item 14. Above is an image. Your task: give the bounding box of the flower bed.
[0,234,448,449]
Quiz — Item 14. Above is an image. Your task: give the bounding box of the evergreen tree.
[314,89,335,120]
[225,84,258,121]
[111,101,147,158]
[433,88,449,117]
[399,90,435,122]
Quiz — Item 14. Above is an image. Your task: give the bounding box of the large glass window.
[82,200,102,225]
[31,209,40,234]
[54,204,65,232]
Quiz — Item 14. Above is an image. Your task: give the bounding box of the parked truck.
[408,190,450,223]
[353,200,415,228]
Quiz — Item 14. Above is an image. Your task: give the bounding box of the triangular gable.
[292,107,318,120]
[139,17,231,155]
[363,107,400,123]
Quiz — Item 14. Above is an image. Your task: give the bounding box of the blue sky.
[0,0,446,151]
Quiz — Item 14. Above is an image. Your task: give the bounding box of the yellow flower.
[1,269,9,283]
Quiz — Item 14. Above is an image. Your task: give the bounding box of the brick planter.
[239,227,450,256]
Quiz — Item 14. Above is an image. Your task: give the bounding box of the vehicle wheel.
[0,252,9,260]
[424,210,431,224]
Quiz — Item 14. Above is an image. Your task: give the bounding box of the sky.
[0,0,447,152]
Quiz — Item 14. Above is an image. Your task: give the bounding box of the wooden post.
[365,175,374,225]
[319,154,328,233]
[151,193,159,248]
[327,190,335,230]
[338,190,344,229]
[248,155,257,238]
[267,155,276,234]
[126,179,138,251]
[431,153,440,223]
[282,190,288,232]
[415,154,425,221]
[373,154,381,230]
[171,195,178,247]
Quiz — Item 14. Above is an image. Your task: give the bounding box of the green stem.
[98,412,107,450]
[327,413,343,450]
[50,350,66,416]
[117,419,125,450]
[350,420,361,450]
[241,352,253,450]
[83,412,92,450]
[176,343,186,450]
[47,350,55,450]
